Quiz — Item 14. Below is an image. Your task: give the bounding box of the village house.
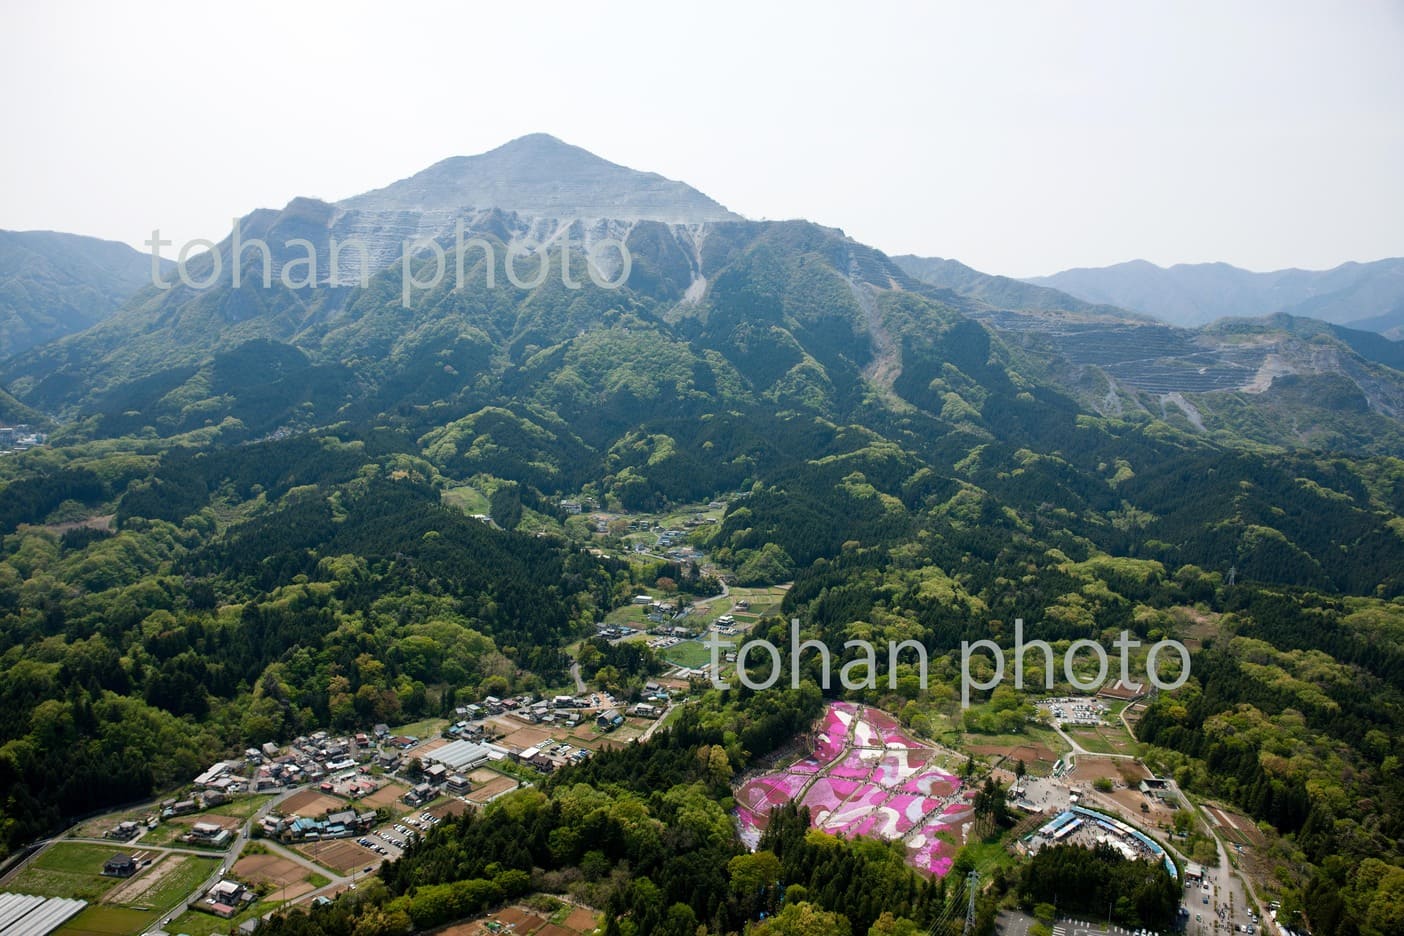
[102,854,137,877]
[186,821,233,847]
[403,782,436,807]
[203,879,255,918]
[104,820,141,841]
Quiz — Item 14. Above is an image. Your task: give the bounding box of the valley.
[0,134,1400,936]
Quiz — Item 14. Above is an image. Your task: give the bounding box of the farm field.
[722,585,788,617]
[295,838,368,875]
[1066,722,1138,756]
[102,852,218,910]
[492,721,555,750]
[427,799,471,821]
[137,822,189,848]
[464,769,519,805]
[660,638,719,669]
[387,716,448,740]
[53,905,157,936]
[234,853,319,901]
[4,843,122,901]
[962,723,1068,776]
[1065,725,1119,754]
[210,795,277,820]
[602,605,653,629]
[5,841,219,924]
[676,601,729,628]
[360,781,409,810]
[277,790,346,818]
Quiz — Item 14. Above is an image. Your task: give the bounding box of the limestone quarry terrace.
[734,702,973,877]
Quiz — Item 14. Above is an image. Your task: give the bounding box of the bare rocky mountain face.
[982,309,1404,436]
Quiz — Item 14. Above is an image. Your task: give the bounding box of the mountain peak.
[339,134,740,224]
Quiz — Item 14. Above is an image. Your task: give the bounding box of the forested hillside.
[2,138,1403,935]
[0,229,170,358]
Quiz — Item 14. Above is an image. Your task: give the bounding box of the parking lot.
[358,811,446,859]
[996,911,1175,936]
[1182,864,1260,936]
[1054,920,1172,936]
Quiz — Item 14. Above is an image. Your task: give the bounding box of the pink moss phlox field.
[733,702,967,876]
[906,820,962,876]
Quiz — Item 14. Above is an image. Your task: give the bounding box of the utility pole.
[962,870,979,936]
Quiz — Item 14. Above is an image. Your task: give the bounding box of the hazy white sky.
[1,1,1400,277]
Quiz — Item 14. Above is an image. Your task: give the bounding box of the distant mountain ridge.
[0,230,172,358]
[891,254,1146,320]
[1026,257,1404,333]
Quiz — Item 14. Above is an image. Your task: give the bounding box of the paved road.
[1182,801,1258,936]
